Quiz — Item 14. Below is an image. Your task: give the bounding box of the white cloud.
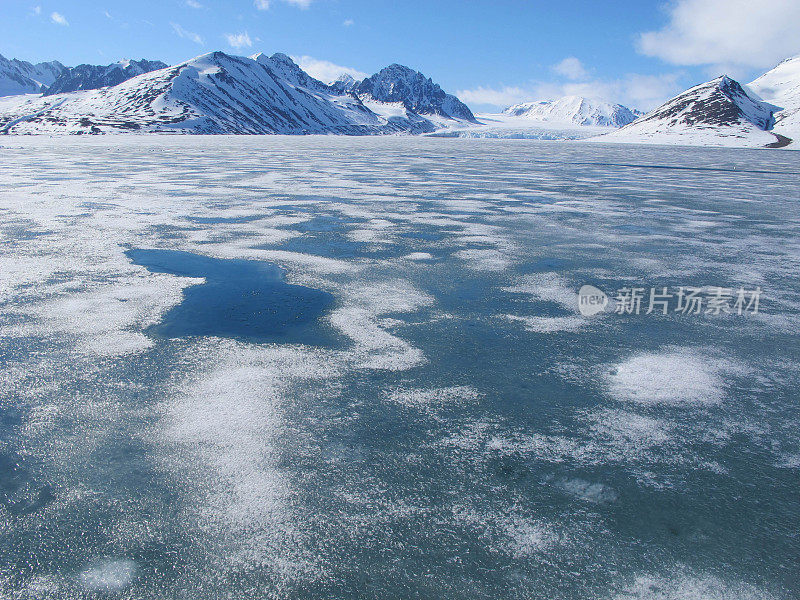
[456,85,530,107]
[171,22,204,45]
[32,6,41,16]
[185,0,203,7]
[458,71,685,112]
[225,32,253,50]
[103,10,112,19]
[255,0,313,9]
[291,55,368,84]
[50,11,68,26]
[343,19,354,27]
[553,57,588,80]
[638,0,800,70]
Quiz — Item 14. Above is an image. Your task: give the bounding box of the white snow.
[749,54,800,141]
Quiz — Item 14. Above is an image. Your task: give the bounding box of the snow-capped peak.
[331,72,360,93]
[503,96,642,128]
[593,74,781,148]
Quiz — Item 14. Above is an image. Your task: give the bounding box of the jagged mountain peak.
[356,64,475,122]
[267,52,295,66]
[651,75,776,130]
[250,51,294,67]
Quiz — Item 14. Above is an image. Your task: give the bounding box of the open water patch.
[126,248,339,346]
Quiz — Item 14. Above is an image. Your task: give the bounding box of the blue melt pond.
[126,248,337,346]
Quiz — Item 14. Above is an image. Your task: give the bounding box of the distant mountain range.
[0,55,165,97]
[0,49,798,147]
[44,59,168,96]
[503,97,642,128]
[0,54,65,96]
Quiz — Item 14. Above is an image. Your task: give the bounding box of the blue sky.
[2,0,799,111]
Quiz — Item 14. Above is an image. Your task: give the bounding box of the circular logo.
[578,285,608,316]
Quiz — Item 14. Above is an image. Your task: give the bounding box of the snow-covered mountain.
[331,73,360,94]
[0,51,471,135]
[748,55,800,142]
[593,75,782,147]
[44,59,167,96]
[250,52,331,95]
[355,64,476,122]
[503,96,642,127]
[0,54,66,96]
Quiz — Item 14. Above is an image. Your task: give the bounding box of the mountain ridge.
[0,51,473,135]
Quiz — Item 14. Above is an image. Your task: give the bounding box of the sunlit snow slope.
[748,55,800,142]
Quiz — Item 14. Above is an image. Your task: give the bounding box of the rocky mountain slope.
[593,76,782,147]
[355,64,476,122]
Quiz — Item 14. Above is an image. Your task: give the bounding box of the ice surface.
[0,136,798,599]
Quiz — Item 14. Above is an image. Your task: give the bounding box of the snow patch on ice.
[78,558,136,592]
[504,314,584,333]
[614,571,779,600]
[502,272,577,310]
[455,248,511,272]
[554,477,619,504]
[607,349,738,406]
[386,385,482,410]
[403,252,434,261]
